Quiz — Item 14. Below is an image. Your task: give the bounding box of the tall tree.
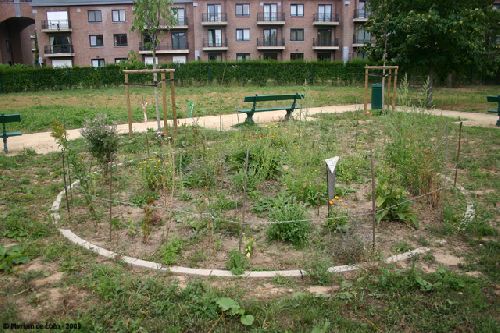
[366,0,500,107]
[131,0,175,132]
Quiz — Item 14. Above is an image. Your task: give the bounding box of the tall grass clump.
[267,196,310,247]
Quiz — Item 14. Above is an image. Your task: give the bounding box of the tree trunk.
[426,73,433,109]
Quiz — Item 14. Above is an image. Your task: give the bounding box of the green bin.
[371,83,383,110]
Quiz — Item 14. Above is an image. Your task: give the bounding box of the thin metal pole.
[364,67,369,113]
[161,72,168,136]
[371,153,376,251]
[454,121,463,187]
[125,73,132,136]
[239,148,250,252]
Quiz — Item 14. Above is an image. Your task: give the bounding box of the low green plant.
[0,245,29,272]
[325,207,349,233]
[376,178,417,228]
[215,297,254,326]
[140,156,170,191]
[305,257,333,285]
[267,197,310,247]
[392,241,414,253]
[225,250,249,276]
[161,238,183,265]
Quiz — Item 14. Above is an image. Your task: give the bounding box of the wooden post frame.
[161,72,168,136]
[123,68,176,136]
[364,65,399,113]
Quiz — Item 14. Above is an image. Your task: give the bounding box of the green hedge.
[0,61,369,93]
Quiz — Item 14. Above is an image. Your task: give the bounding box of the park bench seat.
[1,114,22,153]
[238,93,304,124]
[486,95,499,127]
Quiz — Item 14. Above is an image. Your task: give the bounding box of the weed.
[225,250,249,276]
[392,241,414,253]
[161,238,183,265]
[376,176,417,228]
[215,297,254,326]
[325,206,350,233]
[305,257,333,285]
[0,245,29,272]
[267,197,310,247]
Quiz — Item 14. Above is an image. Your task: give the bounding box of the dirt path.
[5,104,498,155]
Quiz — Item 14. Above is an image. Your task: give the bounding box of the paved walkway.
[5,104,498,155]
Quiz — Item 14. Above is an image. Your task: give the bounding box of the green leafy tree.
[131,0,175,131]
[366,0,500,107]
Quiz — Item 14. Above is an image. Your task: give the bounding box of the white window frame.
[112,9,126,22]
[236,28,250,41]
[290,4,304,17]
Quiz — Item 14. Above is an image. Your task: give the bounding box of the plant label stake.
[325,156,340,217]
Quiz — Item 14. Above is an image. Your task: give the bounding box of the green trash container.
[371,83,383,110]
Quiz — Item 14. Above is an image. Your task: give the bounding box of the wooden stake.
[125,73,132,136]
[239,148,250,252]
[392,67,398,111]
[371,153,376,251]
[454,121,463,187]
[387,69,392,110]
[170,71,178,134]
[161,73,168,136]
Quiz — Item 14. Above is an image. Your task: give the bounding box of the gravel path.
[5,104,498,155]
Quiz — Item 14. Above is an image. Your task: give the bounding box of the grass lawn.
[0,84,498,133]
[0,108,498,331]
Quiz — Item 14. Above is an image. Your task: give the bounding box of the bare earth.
[5,104,498,155]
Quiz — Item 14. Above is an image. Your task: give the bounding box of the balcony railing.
[313,13,340,23]
[257,12,285,22]
[203,38,228,48]
[175,17,188,25]
[201,13,227,23]
[44,44,73,54]
[257,38,285,47]
[313,38,339,47]
[353,35,371,44]
[354,9,370,19]
[139,41,189,51]
[42,20,71,30]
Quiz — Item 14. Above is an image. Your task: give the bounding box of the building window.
[236,3,250,16]
[207,4,222,21]
[172,8,186,25]
[290,4,304,17]
[115,58,127,64]
[208,52,223,61]
[318,4,333,21]
[236,28,250,41]
[263,52,278,60]
[236,53,250,61]
[112,9,126,22]
[91,59,105,67]
[114,34,128,46]
[89,35,103,47]
[290,53,303,61]
[290,29,304,41]
[88,10,102,22]
[172,32,187,49]
[317,52,331,61]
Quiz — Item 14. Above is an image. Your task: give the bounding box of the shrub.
[140,156,171,191]
[267,197,310,247]
[225,250,249,276]
[305,257,333,285]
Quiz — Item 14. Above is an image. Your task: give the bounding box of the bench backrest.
[486,95,500,103]
[0,114,21,124]
[244,94,304,103]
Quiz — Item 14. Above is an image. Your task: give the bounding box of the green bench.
[1,114,22,153]
[238,93,304,124]
[486,95,500,127]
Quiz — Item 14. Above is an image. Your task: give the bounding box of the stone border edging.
[50,175,474,278]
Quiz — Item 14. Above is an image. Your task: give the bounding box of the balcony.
[353,35,371,47]
[201,13,227,26]
[354,9,370,22]
[44,44,74,57]
[139,42,189,54]
[313,38,339,50]
[202,38,228,51]
[313,13,340,25]
[257,13,285,25]
[41,20,72,32]
[161,17,188,29]
[257,38,285,50]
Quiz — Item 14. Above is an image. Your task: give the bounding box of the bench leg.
[285,109,293,121]
[3,137,7,153]
[245,113,255,125]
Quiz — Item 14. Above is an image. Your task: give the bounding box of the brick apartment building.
[24,0,372,67]
[1,0,499,68]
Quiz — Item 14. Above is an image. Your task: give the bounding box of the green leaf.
[240,314,254,326]
[216,297,240,312]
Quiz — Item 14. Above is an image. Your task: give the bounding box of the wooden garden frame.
[364,65,399,113]
[123,68,178,136]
